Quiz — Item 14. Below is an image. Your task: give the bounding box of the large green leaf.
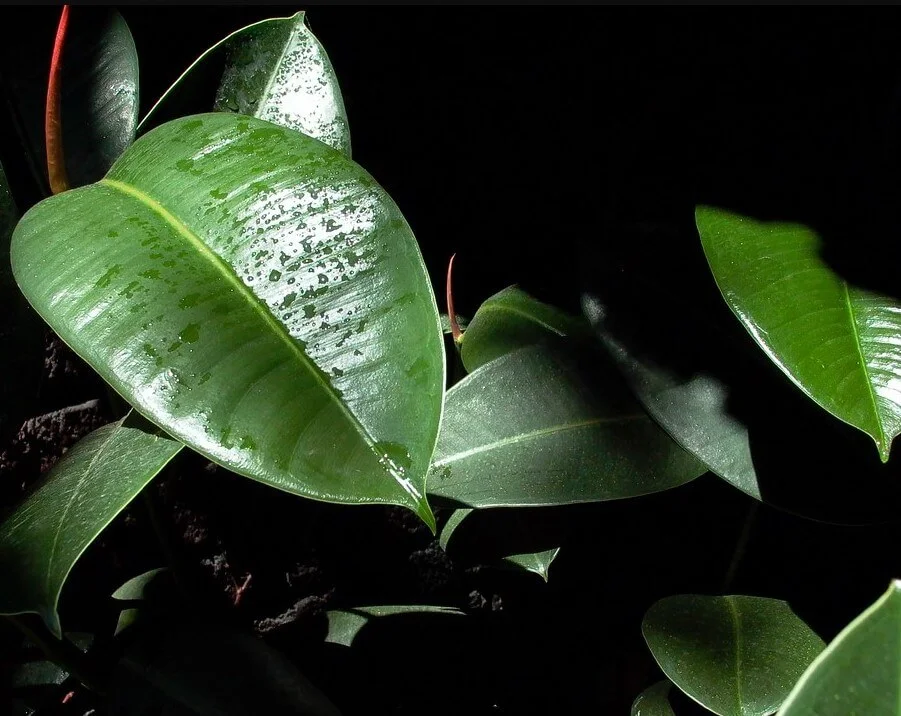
[780,581,901,715]
[139,12,350,156]
[698,206,901,462]
[584,296,759,500]
[459,286,587,372]
[642,594,825,716]
[427,343,704,507]
[325,605,464,648]
[1,8,138,191]
[11,113,444,526]
[0,412,182,637]
[631,680,676,716]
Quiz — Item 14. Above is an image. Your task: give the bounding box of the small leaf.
[428,344,704,507]
[111,622,341,716]
[139,12,350,155]
[438,508,560,581]
[642,594,825,716]
[0,412,182,637]
[439,313,470,336]
[584,296,759,500]
[12,113,444,527]
[698,206,901,462]
[3,8,138,191]
[460,285,588,372]
[780,581,901,715]
[325,606,464,648]
[631,680,676,716]
[501,549,559,582]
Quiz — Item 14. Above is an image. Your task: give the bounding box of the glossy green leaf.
[501,549,559,582]
[12,113,444,526]
[584,296,759,500]
[631,680,676,716]
[642,594,825,716]
[1,8,138,191]
[112,567,176,636]
[325,605,464,648]
[0,413,182,636]
[438,508,560,581]
[111,622,341,716]
[460,286,588,372]
[780,581,901,715]
[139,12,350,155]
[427,344,704,508]
[698,206,901,462]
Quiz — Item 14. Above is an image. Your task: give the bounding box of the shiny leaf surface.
[427,344,704,507]
[2,8,138,190]
[631,681,676,716]
[139,12,350,155]
[0,413,182,637]
[584,295,759,500]
[780,581,901,716]
[111,622,341,716]
[460,286,587,372]
[325,605,464,648]
[12,113,443,525]
[698,206,901,461]
[642,594,825,716]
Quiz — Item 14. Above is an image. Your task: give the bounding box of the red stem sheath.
[446,253,463,343]
[46,5,70,195]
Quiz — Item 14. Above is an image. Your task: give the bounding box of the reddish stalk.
[46,5,70,195]
[446,253,463,343]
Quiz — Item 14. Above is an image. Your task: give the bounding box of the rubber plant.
[1,6,901,716]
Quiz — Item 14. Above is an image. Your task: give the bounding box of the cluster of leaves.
[0,7,900,715]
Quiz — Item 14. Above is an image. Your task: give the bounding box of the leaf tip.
[414,498,437,535]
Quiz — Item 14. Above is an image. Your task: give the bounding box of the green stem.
[722,501,759,593]
[5,614,106,694]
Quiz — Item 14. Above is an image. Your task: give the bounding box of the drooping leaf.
[631,680,676,716]
[460,286,588,372]
[0,412,182,637]
[325,606,464,648]
[1,8,138,191]
[12,113,444,527]
[642,594,825,716]
[780,581,901,715]
[427,344,705,508]
[438,507,560,581]
[139,12,350,155]
[110,622,341,716]
[584,295,760,500]
[698,206,901,462]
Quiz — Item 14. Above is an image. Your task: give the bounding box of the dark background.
[3,7,901,715]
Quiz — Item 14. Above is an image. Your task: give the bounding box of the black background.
[4,7,901,715]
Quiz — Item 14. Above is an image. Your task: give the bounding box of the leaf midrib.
[725,596,743,716]
[432,414,645,467]
[98,178,383,467]
[45,421,120,605]
[479,301,568,337]
[255,15,302,116]
[842,282,886,453]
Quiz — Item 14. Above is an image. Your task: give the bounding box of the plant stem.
[722,501,759,593]
[5,614,105,694]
